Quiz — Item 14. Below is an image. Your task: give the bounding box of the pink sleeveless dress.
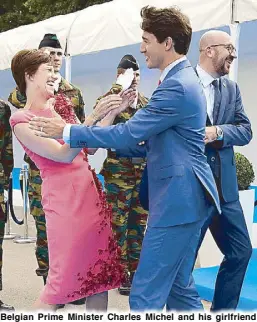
[10,106,124,305]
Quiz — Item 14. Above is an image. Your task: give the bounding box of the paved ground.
[0,206,211,312]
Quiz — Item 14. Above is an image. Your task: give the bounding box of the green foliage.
[0,1,34,32]
[0,0,112,32]
[235,152,255,190]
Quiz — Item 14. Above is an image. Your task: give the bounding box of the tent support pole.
[64,12,81,83]
[229,0,240,82]
[65,54,71,83]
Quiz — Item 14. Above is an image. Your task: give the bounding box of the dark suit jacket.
[206,77,252,203]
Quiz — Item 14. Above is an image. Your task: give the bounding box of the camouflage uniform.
[0,100,13,290]
[95,85,148,275]
[8,78,85,278]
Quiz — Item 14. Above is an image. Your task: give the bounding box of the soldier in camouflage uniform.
[8,34,85,297]
[0,100,14,311]
[95,55,148,296]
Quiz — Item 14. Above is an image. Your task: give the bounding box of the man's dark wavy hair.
[140,6,192,55]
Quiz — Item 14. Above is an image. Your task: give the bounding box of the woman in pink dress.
[10,49,135,311]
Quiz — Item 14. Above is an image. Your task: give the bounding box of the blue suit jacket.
[205,77,252,202]
[137,75,253,209]
[70,60,221,227]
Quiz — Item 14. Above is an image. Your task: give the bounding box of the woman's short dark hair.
[11,49,51,95]
[141,6,192,55]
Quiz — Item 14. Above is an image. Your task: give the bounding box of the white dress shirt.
[196,65,223,140]
[159,56,187,83]
[63,124,72,144]
[196,64,216,124]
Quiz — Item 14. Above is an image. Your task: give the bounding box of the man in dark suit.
[30,7,221,311]
[169,30,252,311]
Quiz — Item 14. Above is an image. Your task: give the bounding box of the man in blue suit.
[139,30,253,311]
[30,6,220,310]
[183,30,252,311]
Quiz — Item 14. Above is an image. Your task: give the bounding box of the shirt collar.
[196,64,216,88]
[160,56,187,83]
[55,73,62,84]
[54,73,62,91]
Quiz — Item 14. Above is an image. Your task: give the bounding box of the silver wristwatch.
[216,126,223,140]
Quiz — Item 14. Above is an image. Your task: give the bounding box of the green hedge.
[235,152,255,190]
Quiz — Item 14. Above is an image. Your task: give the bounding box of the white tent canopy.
[0,0,257,181]
[236,0,257,22]
[0,0,257,71]
[68,0,232,56]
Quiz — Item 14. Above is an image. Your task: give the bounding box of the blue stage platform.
[250,186,257,223]
[193,249,257,310]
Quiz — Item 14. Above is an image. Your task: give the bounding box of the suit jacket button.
[211,157,215,161]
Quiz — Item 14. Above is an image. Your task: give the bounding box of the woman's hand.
[109,89,137,117]
[91,94,122,122]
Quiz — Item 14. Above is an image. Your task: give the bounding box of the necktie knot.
[212,79,219,87]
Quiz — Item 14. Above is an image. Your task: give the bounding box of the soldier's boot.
[69,298,86,305]
[0,300,15,311]
[118,273,132,296]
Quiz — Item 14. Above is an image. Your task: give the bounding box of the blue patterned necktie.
[212,79,221,124]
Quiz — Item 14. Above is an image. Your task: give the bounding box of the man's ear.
[165,37,173,51]
[205,47,214,58]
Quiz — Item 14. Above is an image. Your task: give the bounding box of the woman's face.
[28,63,57,99]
